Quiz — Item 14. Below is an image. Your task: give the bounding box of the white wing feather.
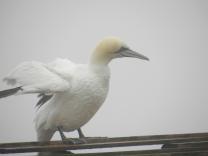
[46,58,76,78]
[3,59,74,94]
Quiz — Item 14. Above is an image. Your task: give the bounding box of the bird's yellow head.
[91,36,149,65]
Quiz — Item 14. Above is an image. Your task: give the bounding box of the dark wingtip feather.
[0,87,22,98]
[36,94,53,109]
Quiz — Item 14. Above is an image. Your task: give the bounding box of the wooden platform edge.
[0,132,208,154]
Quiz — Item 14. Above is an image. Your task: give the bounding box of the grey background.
[0,0,208,152]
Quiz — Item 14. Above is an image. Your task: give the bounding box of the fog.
[0,0,208,154]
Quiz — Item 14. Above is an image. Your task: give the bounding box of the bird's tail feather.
[0,87,22,98]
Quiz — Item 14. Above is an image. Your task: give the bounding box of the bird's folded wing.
[3,60,72,94]
[46,58,76,78]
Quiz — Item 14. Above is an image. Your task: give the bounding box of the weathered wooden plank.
[0,132,208,154]
[162,141,208,149]
[37,147,208,156]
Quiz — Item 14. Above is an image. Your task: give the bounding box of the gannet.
[0,37,149,143]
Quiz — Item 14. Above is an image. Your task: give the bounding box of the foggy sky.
[0,0,207,153]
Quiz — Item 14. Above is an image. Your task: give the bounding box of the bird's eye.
[117,47,129,53]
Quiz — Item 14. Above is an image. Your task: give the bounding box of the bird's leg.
[57,126,66,140]
[57,126,75,144]
[77,128,85,138]
[75,128,87,144]
[77,128,109,142]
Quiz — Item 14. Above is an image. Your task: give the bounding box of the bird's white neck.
[90,47,114,66]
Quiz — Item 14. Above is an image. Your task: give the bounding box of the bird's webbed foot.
[76,128,88,143]
[57,126,73,144]
[62,138,86,144]
[77,128,109,143]
[73,138,87,144]
[57,126,87,144]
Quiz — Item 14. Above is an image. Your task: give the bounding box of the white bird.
[0,37,149,143]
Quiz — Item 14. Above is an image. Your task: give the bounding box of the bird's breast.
[69,71,110,111]
[45,68,110,131]
[39,67,109,131]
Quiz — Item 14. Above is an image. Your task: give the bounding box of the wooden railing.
[0,132,208,155]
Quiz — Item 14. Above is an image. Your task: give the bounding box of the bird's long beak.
[120,49,149,61]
